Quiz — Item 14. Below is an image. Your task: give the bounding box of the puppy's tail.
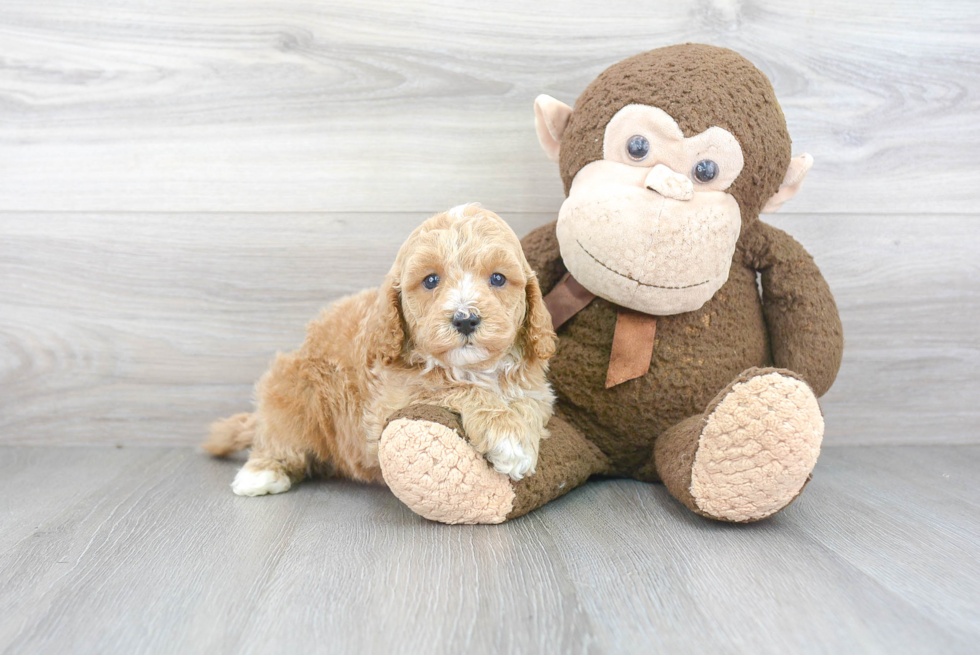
[202,413,256,456]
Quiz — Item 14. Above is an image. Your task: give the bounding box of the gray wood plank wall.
[1,0,978,446]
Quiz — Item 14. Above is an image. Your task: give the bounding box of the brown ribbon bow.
[543,273,658,388]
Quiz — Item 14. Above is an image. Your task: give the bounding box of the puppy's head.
[377,204,556,371]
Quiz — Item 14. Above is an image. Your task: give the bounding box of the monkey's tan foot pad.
[379,418,516,525]
[691,371,823,522]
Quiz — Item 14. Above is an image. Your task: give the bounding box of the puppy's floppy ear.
[375,268,406,364]
[520,271,557,362]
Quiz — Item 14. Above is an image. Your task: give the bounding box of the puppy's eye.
[489,272,506,288]
[693,159,719,183]
[627,135,650,161]
[422,274,440,290]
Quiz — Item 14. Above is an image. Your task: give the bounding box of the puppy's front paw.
[486,438,536,481]
[232,466,291,496]
[462,410,542,482]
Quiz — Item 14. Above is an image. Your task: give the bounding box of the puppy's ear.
[375,270,406,363]
[520,272,557,362]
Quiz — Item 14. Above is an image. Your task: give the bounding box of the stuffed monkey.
[378,44,844,524]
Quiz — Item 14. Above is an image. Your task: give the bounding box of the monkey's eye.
[489,272,506,288]
[422,274,440,290]
[693,159,719,183]
[627,135,650,161]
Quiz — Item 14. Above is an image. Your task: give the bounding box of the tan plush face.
[395,207,542,369]
[555,104,744,315]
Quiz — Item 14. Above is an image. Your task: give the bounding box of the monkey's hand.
[746,221,844,397]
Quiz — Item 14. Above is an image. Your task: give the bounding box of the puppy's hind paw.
[232,466,291,496]
[486,439,536,481]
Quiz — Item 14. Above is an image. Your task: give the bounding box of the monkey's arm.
[521,221,567,294]
[745,222,844,397]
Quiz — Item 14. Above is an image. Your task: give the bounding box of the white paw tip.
[232,467,291,496]
[487,439,535,481]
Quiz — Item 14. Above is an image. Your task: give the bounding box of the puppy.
[203,204,557,496]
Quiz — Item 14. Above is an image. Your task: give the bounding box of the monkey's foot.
[379,406,608,525]
[657,368,824,522]
[379,408,515,525]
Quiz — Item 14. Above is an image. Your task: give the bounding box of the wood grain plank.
[528,447,980,653]
[0,447,599,655]
[0,0,977,213]
[0,447,161,551]
[791,447,980,635]
[0,212,976,446]
[0,446,976,654]
[233,482,600,655]
[0,448,315,654]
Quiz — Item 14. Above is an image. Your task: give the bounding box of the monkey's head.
[534,44,812,315]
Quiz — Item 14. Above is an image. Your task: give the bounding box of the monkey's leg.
[379,405,610,524]
[640,367,824,522]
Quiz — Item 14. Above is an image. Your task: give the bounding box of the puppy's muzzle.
[451,311,481,336]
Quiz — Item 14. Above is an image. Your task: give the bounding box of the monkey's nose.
[452,311,481,336]
[645,164,693,201]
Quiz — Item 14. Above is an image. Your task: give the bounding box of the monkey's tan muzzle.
[557,183,741,316]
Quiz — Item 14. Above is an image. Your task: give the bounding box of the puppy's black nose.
[452,311,481,336]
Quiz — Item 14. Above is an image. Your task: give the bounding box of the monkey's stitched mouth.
[576,240,710,290]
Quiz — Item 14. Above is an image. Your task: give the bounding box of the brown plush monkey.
[378,44,844,524]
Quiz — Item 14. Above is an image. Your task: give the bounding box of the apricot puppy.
[204,205,557,496]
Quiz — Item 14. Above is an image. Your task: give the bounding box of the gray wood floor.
[0,445,977,655]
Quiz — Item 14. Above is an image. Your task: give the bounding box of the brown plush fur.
[513,45,843,511]
[511,43,843,480]
[204,205,557,494]
[521,217,842,477]
[505,415,612,520]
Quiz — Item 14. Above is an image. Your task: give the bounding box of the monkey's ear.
[534,94,573,163]
[761,153,813,214]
